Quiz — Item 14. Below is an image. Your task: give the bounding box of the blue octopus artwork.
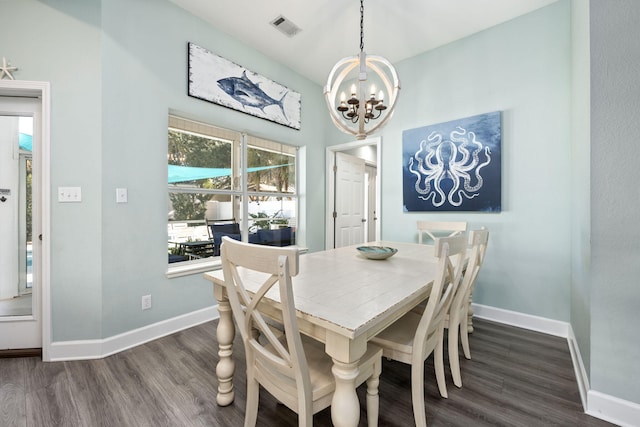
[402,111,501,212]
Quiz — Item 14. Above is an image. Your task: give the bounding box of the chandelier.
[324,0,400,140]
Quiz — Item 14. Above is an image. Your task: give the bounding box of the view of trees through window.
[168,116,297,264]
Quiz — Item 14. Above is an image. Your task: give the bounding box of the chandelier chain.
[360,0,364,52]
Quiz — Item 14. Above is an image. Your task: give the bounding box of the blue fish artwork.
[188,42,301,130]
[217,71,288,121]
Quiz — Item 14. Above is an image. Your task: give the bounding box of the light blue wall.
[0,0,105,340]
[590,0,640,404]
[1,0,330,340]
[375,2,573,321]
[570,0,592,378]
[98,0,331,338]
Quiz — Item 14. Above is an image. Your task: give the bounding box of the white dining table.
[204,240,439,427]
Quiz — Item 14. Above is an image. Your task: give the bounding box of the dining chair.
[370,234,467,427]
[220,236,383,427]
[462,227,490,338]
[207,218,240,255]
[417,221,467,244]
[445,227,490,389]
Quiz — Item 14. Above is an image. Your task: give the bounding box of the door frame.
[0,80,51,360]
[325,136,381,249]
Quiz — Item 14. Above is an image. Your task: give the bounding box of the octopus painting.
[403,112,501,212]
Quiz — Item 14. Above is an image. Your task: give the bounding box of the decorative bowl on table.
[356,246,398,260]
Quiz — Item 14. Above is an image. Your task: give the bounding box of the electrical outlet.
[141,294,152,310]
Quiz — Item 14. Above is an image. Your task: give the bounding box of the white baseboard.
[473,303,640,426]
[567,325,589,410]
[47,306,219,361]
[587,390,640,427]
[472,303,569,337]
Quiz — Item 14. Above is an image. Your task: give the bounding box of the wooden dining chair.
[445,227,490,389]
[462,227,490,340]
[370,235,467,427]
[417,221,467,244]
[220,236,383,427]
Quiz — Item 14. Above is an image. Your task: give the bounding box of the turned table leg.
[331,359,361,427]
[215,292,235,406]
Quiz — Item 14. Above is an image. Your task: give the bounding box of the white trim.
[166,257,221,279]
[40,81,52,361]
[47,306,218,361]
[567,325,589,411]
[587,390,640,427]
[473,303,640,425]
[472,303,569,337]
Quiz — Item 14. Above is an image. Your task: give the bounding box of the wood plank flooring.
[0,318,617,426]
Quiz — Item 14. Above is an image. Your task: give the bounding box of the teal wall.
[590,0,640,405]
[570,0,592,378]
[0,0,105,340]
[97,0,331,338]
[1,0,330,340]
[373,2,573,321]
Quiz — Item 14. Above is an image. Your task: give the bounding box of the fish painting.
[188,42,301,130]
[217,71,288,121]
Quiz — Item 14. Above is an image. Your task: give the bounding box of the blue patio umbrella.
[19,132,32,151]
[168,163,292,184]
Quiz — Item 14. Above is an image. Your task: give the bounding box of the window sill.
[166,257,221,279]
[166,245,308,279]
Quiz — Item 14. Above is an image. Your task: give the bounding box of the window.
[167,116,298,267]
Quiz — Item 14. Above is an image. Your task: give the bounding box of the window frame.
[166,115,300,278]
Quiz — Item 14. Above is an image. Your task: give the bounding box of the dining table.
[204,240,440,427]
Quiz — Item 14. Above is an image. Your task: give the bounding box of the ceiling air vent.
[270,15,301,38]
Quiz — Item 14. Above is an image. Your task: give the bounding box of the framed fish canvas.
[402,111,502,212]
[188,42,301,130]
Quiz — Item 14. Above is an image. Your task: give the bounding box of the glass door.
[0,115,32,315]
[0,96,41,351]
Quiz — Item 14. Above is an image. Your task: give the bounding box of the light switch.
[58,187,82,203]
[116,188,128,203]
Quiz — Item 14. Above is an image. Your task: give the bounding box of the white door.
[0,96,41,350]
[365,165,377,242]
[334,152,365,247]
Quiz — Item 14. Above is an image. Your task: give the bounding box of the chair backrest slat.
[464,227,490,301]
[417,221,467,244]
[413,234,467,362]
[450,228,490,323]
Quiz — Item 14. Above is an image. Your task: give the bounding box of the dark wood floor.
[0,318,616,427]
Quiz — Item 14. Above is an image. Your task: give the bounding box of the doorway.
[325,136,381,249]
[0,81,50,358]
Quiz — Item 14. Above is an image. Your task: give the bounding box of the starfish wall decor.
[0,57,19,80]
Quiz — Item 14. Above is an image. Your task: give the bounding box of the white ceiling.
[170,0,558,85]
